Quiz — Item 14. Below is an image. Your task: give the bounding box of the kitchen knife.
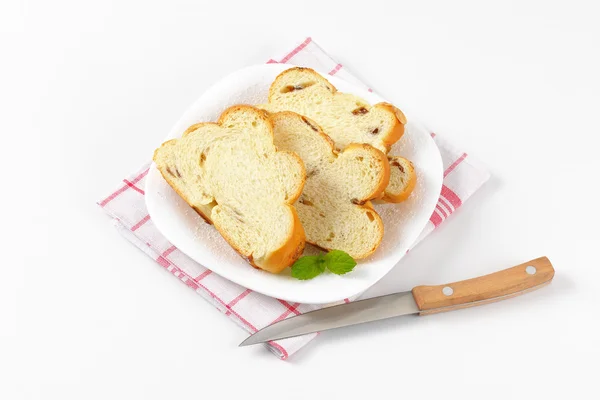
[239,256,554,346]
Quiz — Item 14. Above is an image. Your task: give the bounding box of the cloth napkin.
[97,37,490,360]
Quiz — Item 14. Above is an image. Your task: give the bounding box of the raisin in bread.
[259,67,406,152]
[270,111,389,259]
[379,156,416,203]
[258,67,415,203]
[153,105,306,274]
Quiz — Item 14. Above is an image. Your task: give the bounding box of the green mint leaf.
[323,250,357,275]
[291,255,326,280]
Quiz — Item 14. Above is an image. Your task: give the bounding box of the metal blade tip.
[239,332,269,347]
[238,337,254,347]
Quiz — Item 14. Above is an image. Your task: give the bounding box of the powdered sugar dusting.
[144,64,443,304]
[367,120,432,260]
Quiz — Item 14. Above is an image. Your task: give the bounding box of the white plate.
[145,64,443,305]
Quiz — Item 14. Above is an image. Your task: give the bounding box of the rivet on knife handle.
[411,256,555,315]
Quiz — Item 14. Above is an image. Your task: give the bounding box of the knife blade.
[239,256,555,346]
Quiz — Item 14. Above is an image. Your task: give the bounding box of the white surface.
[2,0,599,399]
[145,63,443,304]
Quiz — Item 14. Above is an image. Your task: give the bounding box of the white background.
[2,1,599,399]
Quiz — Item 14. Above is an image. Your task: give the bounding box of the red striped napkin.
[97,37,490,360]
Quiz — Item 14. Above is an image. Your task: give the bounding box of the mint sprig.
[290,255,326,280]
[323,250,357,275]
[291,250,357,280]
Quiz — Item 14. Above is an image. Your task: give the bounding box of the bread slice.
[259,67,406,153]
[153,105,306,274]
[270,111,389,259]
[379,156,416,203]
[258,67,414,203]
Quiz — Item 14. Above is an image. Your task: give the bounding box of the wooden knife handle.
[411,256,555,315]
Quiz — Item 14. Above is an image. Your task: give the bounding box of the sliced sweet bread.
[379,156,416,203]
[270,111,390,259]
[259,67,406,153]
[153,105,306,274]
[258,67,415,203]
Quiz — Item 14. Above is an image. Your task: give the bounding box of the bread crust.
[254,207,306,273]
[379,157,416,203]
[355,200,385,259]
[268,67,336,101]
[153,105,307,274]
[266,67,411,204]
[343,143,391,202]
[267,67,405,150]
[269,112,387,259]
[212,204,306,274]
[376,102,407,148]
[153,140,216,225]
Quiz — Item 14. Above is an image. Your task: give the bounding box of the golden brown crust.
[155,163,215,225]
[266,68,412,205]
[351,199,384,258]
[344,143,391,202]
[153,141,216,226]
[338,146,386,259]
[217,104,272,128]
[269,112,386,259]
[379,157,417,203]
[257,207,306,273]
[211,205,306,274]
[376,102,406,146]
[268,67,336,102]
[213,205,305,274]
[182,122,215,137]
[358,211,384,258]
[268,68,405,151]
[153,105,307,274]
[209,213,255,267]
